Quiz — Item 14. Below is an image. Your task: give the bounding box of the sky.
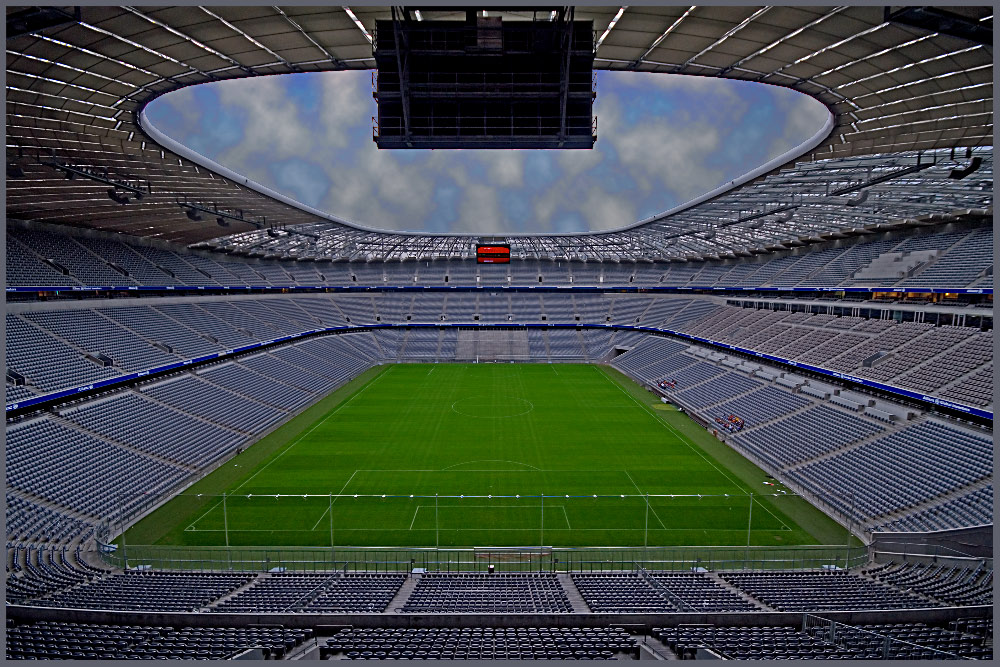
[144,70,830,235]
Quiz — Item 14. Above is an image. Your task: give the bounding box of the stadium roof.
[5,5,994,260]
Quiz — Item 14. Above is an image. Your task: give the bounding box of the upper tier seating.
[6,224,993,289]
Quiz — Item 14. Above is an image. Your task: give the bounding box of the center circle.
[451,396,534,419]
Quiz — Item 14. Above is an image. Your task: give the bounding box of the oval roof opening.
[143,69,831,235]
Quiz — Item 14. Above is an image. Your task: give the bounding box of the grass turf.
[125,363,854,549]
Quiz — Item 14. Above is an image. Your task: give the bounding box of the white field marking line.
[357,468,611,473]
[310,505,331,532]
[315,467,363,529]
[408,504,569,531]
[624,469,667,531]
[415,504,557,508]
[599,367,792,532]
[185,497,789,534]
[233,366,393,493]
[187,498,224,531]
[186,526,748,532]
[427,366,435,376]
[441,459,541,471]
[309,469,360,531]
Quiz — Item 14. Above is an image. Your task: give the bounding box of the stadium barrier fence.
[95,543,869,574]
[801,614,971,660]
[95,491,868,573]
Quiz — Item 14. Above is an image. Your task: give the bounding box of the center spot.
[451,396,534,418]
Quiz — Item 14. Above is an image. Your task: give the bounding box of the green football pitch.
[125,363,852,549]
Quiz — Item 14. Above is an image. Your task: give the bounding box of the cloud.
[144,69,828,235]
[270,159,329,208]
[484,151,525,188]
[317,72,371,149]
[455,185,503,233]
[213,76,315,161]
[580,188,638,232]
[768,92,832,157]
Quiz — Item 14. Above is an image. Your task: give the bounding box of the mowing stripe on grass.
[596,365,744,490]
[141,364,826,549]
[408,504,572,531]
[233,366,394,493]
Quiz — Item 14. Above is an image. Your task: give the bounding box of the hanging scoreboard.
[476,244,511,264]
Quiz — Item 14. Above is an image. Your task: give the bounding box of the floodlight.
[107,188,130,205]
[845,190,869,206]
[950,157,983,179]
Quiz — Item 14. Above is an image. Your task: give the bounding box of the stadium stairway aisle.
[706,572,775,612]
[557,573,592,613]
[387,575,420,613]
[204,575,262,611]
[635,633,678,660]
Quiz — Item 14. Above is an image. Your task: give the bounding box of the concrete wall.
[872,525,993,560]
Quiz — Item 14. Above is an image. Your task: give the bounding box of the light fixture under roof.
[107,188,130,205]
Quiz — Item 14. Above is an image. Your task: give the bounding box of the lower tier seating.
[321,626,638,660]
[6,620,313,660]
